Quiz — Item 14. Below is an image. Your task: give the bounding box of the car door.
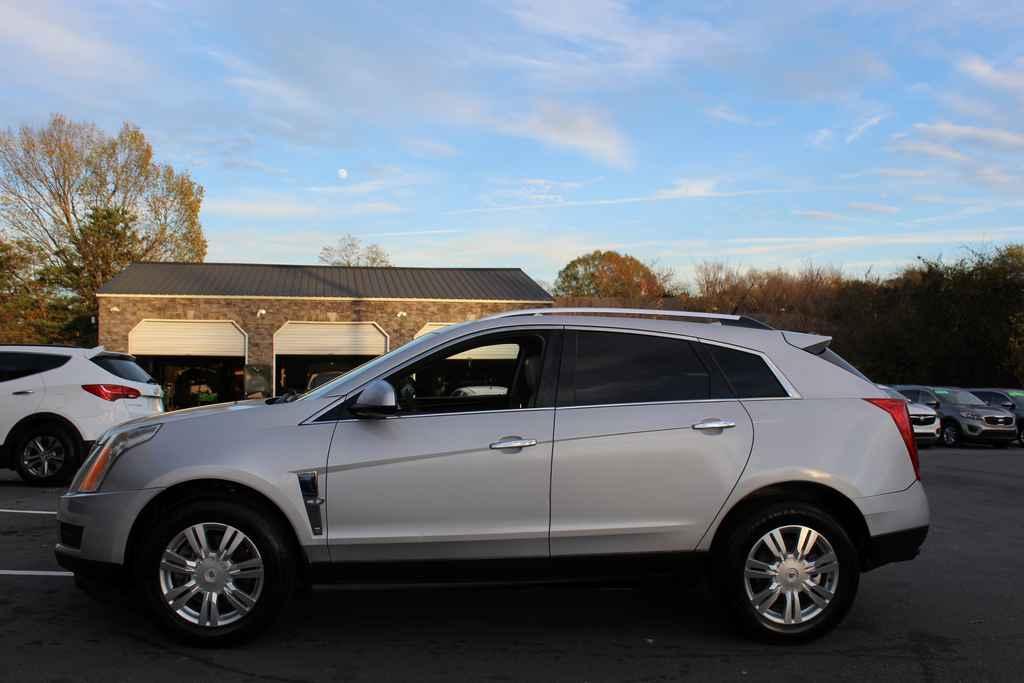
[0,353,50,446]
[550,330,755,557]
[324,328,561,562]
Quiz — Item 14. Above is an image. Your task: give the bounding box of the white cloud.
[793,209,846,221]
[842,167,939,179]
[404,139,458,158]
[848,202,900,214]
[204,198,322,219]
[914,121,1024,150]
[846,114,886,143]
[721,227,1024,257]
[496,101,632,168]
[809,128,834,148]
[655,178,721,199]
[308,167,427,195]
[704,105,773,127]
[0,3,142,80]
[337,168,349,180]
[890,140,969,162]
[935,93,1004,123]
[957,55,1024,96]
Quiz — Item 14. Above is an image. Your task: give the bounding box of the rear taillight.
[865,398,920,480]
[82,384,141,401]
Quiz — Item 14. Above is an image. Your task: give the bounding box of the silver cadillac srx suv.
[55,308,929,645]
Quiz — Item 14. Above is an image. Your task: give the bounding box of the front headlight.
[960,411,983,420]
[70,424,161,493]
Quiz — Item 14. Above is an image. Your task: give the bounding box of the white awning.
[274,321,388,356]
[414,322,455,338]
[129,320,247,358]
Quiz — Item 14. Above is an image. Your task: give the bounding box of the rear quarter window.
[0,352,70,382]
[705,344,788,399]
[91,355,154,383]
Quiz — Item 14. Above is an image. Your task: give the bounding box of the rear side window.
[0,352,70,382]
[569,331,711,406]
[705,345,788,399]
[91,355,154,383]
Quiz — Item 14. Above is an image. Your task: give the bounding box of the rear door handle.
[490,437,538,450]
[11,390,34,396]
[692,419,736,431]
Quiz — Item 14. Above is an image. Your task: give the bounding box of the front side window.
[705,344,788,399]
[0,352,69,382]
[568,331,712,407]
[386,332,548,414]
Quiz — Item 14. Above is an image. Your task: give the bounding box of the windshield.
[297,326,468,400]
[935,388,986,406]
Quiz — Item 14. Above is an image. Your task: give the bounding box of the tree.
[553,250,674,298]
[0,114,205,290]
[0,236,67,344]
[0,115,205,343]
[319,234,392,266]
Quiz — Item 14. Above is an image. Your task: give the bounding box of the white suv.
[1,346,163,483]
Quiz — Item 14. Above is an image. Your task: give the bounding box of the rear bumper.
[863,525,929,570]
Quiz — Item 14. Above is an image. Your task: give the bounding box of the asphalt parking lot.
[2,446,1023,682]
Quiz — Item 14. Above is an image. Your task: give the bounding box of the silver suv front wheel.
[137,498,296,645]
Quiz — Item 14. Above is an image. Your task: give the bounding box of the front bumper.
[55,487,163,568]
[961,422,1017,443]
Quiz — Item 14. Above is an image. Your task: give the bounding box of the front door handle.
[490,437,538,450]
[11,390,34,396]
[692,418,736,431]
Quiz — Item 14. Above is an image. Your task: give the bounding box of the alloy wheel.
[20,436,66,480]
[158,523,265,628]
[743,524,840,626]
[943,425,959,447]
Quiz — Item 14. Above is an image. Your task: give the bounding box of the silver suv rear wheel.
[743,525,840,626]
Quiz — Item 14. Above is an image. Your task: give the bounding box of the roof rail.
[486,307,773,330]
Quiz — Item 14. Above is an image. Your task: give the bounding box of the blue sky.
[3,1,1024,285]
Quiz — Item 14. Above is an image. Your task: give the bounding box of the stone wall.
[98,296,549,365]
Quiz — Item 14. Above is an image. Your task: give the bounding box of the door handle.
[692,419,736,431]
[490,437,538,450]
[11,390,34,396]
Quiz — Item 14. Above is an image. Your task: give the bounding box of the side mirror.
[1004,402,1016,411]
[350,380,398,419]
[928,401,939,409]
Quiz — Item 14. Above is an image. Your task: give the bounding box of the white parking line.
[0,508,57,515]
[0,570,72,577]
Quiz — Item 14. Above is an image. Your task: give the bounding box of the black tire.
[13,422,80,484]
[941,422,962,448]
[713,502,860,644]
[134,498,297,646]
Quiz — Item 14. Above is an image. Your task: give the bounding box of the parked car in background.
[967,388,1024,444]
[57,308,927,646]
[893,385,1015,448]
[878,385,940,447]
[0,346,163,483]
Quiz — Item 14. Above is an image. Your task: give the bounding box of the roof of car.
[98,262,553,302]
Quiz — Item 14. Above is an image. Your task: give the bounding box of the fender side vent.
[297,471,324,536]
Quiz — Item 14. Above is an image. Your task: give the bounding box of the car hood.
[907,402,936,417]
[951,403,1014,416]
[121,398,270,428]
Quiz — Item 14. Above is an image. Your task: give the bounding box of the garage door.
[414,321,515,359]
[129,320,247,358]
[274,322,388,356]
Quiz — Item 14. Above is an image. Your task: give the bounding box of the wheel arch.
[3,412,85,467]
[124,478,309,583]
[709,481,871,566]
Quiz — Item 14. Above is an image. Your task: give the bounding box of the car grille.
[984,415,1014,426]
[911,415,936,426]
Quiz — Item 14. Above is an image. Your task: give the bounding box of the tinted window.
[387,333,547,414]
[0,352,69,382]
[92,355,154,383]
[706,345,788,399]
[897,389,920,402]
[570,331,711,406]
